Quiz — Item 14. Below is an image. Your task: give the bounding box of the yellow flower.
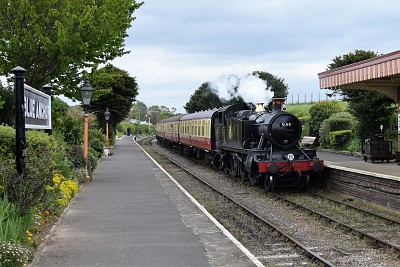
[27,237,32,241]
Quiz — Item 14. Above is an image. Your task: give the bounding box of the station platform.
[30,136,261,267]
[317,150,400,182]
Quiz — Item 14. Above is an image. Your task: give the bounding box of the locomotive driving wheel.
[239,165,248,182]
[303,174,310,191]
[264,175,274,192]
[230,158,239,178]
[249,172,258,186]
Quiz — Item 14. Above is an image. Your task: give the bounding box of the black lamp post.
[42,84,52,135]
[80,79,94,183]
[104,107,111,155]
[42,84,52,96]
[11,66,27,175]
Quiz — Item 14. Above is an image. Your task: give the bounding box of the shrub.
[0,240,33,267]
[298,116,310,137]
[56,112,83,145]
[88,148,99,176]
[89,129,106,158]
[45,173,79,207]
[346,137,362,152]
[319,114,354,148]
[309,100,343,138]
[65,145,85,169]
[329,130,353,149]
[116,121,154,137]
[0,125,15,161]
[1,130,57,215]
[71,167,87,184]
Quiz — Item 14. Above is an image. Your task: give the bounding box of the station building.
[318,50,400,156]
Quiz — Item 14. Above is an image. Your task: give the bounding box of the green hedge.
[298,116,310,137]
[308,100,343,137]
[329,130,353,149]
[0,125,16,161]
[319,116,354,148]
[0,126,57,214]
[89,129,106,158]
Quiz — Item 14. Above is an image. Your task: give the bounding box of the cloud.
[110,0,400,113]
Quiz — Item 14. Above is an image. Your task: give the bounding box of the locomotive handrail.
[296,144,312,160]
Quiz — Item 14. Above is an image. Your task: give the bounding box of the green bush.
[0,125,15,161]
[56,113,83,145]
[116,121,154,137]
[309,100,343,138]
[346,137,362,152]
[89,129,106,158]
[45,173,79,207]
[71,167,87,184]
[329,130,353,149]
[0,129,57,215]
[65,145,85,169]
[298,116,310,137]
[319,114,354,148]
[88,147,99,176]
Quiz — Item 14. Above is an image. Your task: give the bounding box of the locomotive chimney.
[272,98,286,112]
[255,103,265,113]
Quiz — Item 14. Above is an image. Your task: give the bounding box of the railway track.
[274,191,400,254]
[139,138,334,266]
[138,137,400,266]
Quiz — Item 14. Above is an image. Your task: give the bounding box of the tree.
[252,71,289,98]
[0,0,143,97]
[327,50,396,140]
[184,82,223,113]
[90,65,139,133]
[130,101,148,121]
[0,82,14,126]
[327,50,378,69]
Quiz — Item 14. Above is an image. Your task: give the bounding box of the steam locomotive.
[156,98,323,191]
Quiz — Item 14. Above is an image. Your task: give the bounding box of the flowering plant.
[46,173,79,207]
[0,241,32,267]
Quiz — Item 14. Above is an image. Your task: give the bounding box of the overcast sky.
[110,0,400,113]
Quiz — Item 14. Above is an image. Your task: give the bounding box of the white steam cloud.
[210,73,274,105]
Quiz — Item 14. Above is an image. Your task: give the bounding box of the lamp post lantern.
[104,107,111,156]
[80,79,94,183]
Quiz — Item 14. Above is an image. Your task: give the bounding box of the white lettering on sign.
[24,84,51,129]
[24,96,49,120]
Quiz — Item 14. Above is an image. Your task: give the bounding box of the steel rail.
[144,139,335,267]
[309,192,400,225]
[271,192,400,255]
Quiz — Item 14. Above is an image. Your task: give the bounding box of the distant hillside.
[285,101,348,118]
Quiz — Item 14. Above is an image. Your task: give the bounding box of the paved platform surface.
[317,150,400,182]
[30,136,259,267]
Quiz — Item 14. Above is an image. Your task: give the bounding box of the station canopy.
[318,50,400,103]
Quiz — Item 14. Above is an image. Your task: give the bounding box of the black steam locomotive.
[156,98,323,191]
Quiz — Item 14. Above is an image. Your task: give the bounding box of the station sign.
[24,84,51,129]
